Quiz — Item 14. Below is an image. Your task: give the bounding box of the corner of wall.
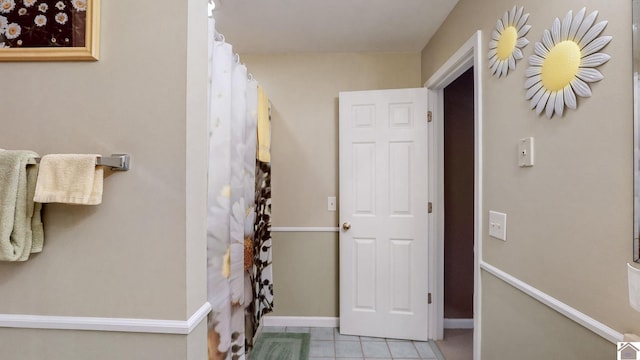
[185,0,209,318]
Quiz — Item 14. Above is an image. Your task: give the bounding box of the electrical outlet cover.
[328,196,337,211]
[489,210,507,241]
[518,137,534,167]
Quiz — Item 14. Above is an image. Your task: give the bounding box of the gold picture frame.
[0,0,99,61]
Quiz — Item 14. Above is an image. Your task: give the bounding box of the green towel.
[27,161,43,254]
[0,150,43,261]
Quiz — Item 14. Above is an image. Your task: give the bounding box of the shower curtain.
[245,88,274,351]
[207,16,273,360]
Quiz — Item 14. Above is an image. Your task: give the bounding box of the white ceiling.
[211,0,460,54]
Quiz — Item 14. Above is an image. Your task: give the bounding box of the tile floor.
[261,326,442,360]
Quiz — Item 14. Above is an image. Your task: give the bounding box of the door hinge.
[427,111,433,123]
[428,202,433,213]
[428,293,432,304]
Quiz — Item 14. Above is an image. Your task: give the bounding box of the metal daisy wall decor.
[488,5,531,78]
[524,8,612,118]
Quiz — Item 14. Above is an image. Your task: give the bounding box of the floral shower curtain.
[245,88,274,351]
[207,16,273,360]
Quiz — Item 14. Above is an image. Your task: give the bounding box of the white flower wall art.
[488,6,531,78]
[524,8,612,118]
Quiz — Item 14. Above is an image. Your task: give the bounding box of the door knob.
[342,222,351,231]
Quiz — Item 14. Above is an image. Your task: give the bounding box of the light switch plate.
[518,137,534,167]
[328,196,336,211]
[489,211,507,241]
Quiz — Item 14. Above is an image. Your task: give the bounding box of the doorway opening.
[443,66,474,327]
[438,66,475,359]
[425,31,483,360]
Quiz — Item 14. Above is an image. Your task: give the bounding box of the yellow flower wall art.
[524,8,612,118]
[488,6,531,78]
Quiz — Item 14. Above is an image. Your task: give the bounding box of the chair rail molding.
[0,302,212,335]
[481,261,623,344]
[271,227,339,232]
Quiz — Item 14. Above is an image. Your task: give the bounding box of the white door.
[339,88,429,341]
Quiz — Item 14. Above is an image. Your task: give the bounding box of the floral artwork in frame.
[0,0,99,61]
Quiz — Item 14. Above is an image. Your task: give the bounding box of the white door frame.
[424,31,483,360]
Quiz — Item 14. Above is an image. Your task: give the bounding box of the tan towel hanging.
[34,154,104,205]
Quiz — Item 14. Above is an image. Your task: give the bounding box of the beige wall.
[0,323,207,360]
[241,52,422,316]
[269,232,339,316]
[421,0,640,355]
[481,271,614,358]
[242,52,422,227]
[0,0,208,358]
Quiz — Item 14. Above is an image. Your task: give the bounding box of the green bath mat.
[251,332,310,360]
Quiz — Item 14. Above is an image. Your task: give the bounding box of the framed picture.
[0,0,99,61]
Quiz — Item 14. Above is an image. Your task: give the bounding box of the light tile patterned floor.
[261,326,443,360]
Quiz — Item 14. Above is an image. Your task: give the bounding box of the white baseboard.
[0,302,211,335]
[444,318,474,329]
[263,316,339,327]
[480,261,623,344]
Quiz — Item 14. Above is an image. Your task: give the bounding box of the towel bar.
[34,154,130,171]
